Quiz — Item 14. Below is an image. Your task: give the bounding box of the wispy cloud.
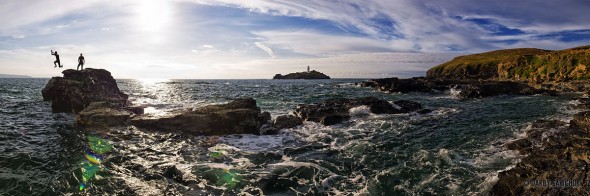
[0,0,588,78]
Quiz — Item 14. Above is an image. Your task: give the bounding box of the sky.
[0,0,589,79]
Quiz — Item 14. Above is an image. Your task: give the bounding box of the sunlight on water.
[138,78,170,86]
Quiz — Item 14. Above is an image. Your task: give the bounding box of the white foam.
[349,105,371,117]
[449,87,461,97]
[217,133,295,152]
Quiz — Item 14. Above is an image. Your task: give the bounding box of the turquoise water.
[0,78,571,195]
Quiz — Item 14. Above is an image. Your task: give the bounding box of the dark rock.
[245,152,283,165]
[124,106,145,115]
[273,70,330,79]
[163,165,184,183]
[491,115,590,195]
[572,111,590,132]
[295,97,423,125]
[457,81,542,99]
[131,98,270,136]
[393,100,423,112]
[505,139,533,153]
[273,115,303,130]
[368,100,397,114]
[360,77,560,99]
[416,109,433,114]
[320,115,348,126]
[76,101,134,127]
[42,68,128,113]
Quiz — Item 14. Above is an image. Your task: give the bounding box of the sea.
[0,78,576,195]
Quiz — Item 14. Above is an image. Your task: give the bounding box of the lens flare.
[78,133,114,191]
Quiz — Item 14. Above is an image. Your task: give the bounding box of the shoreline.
[358,76,590,194]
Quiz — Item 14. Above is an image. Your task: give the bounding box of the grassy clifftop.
[426,45,590,82]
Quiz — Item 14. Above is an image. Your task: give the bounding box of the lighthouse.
[307,66,310,73]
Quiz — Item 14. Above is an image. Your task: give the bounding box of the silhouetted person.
[77,53,85,70]
[51,50,62,68]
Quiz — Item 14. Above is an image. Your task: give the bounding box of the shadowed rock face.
[294,97,423,125]
[131,98,272,136]
[42,68,128,113]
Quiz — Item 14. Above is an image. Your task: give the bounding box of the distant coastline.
[0,74,32,78]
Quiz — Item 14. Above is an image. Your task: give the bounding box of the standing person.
[51,50,62,68]
[77,53,85,70]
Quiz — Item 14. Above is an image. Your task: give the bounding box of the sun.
[134,1,173,42]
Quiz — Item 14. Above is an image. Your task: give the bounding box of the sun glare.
[134,1,173,43]
[138,78,170,85]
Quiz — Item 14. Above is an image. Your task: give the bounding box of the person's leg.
[54,61,58,68]
[58,61,62,68]
[77,63,81,70]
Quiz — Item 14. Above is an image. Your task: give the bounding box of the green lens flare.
[78,134,113,191]
[88,135,113,155]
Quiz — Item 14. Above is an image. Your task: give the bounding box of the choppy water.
[0,78,572,195]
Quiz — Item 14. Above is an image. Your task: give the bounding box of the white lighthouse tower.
[307,66,310,73]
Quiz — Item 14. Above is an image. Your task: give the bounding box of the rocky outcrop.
[294,97,423,125]
[359,77,556,99]
[492,101,590,195]
[131,98,272,136]
[273,70,330,79]
[426,45,590,82]
[42,69,128,113]
[457,81,552,99]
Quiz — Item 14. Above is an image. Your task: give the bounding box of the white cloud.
[254,42,275,58]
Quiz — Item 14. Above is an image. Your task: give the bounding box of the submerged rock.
[42,68,128,113]
[131,98,271,136]
[294,97,423,125]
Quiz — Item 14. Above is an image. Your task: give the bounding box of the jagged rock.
[131,98,270,136]
[273,115,303,129]
[76,101,134,127]
[163,165,185,183]
[294,97,423,125]
[457,81,544,99]
[42,68,128,113]
[492,116,590,195]
[572,111,590,132]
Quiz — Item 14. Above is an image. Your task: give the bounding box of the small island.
[273,66,331,79]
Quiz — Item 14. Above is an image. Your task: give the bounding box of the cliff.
[273,70,330,79]
[426,45,590,82]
